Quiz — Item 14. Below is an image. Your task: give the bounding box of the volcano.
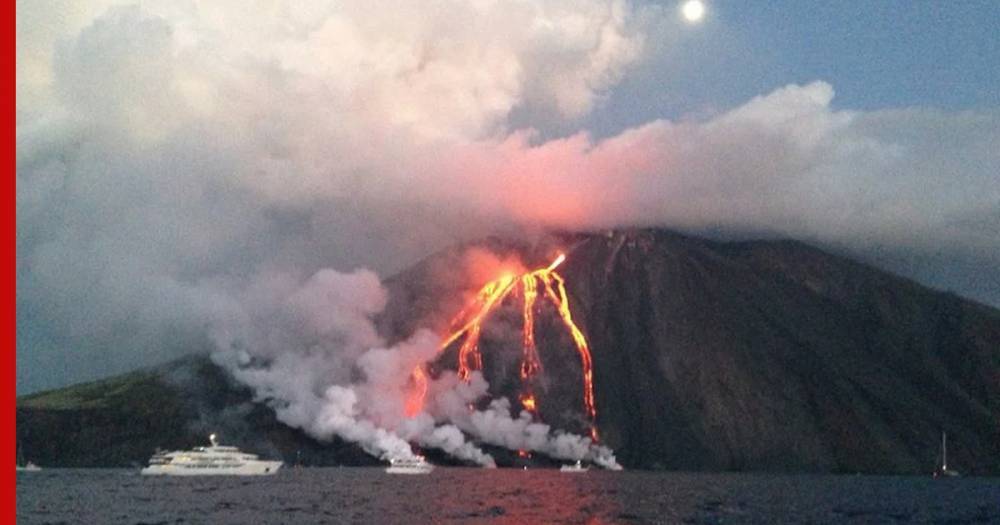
[379,229,1000,474]
[17,229,1000,474]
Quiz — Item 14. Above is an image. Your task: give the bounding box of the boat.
[16,444,42,472]
[16,462,42,472]
[559,460,589,473]
[933,431,960,478]
[385,456,434,474]
[140,434,282,476]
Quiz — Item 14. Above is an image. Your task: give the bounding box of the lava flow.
[405,253,599,441]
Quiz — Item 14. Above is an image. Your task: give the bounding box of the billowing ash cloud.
[16,0,999,407]
[207,265,618,467]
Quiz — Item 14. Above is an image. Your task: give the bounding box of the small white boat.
[141,434,282,476]
[16,444,42,472]
[385,456,434,475]
[559,460,589,473]
[16,461,42,472]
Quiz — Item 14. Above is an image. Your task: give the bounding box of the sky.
[16,0,1000,394]
[589,0,1000,133]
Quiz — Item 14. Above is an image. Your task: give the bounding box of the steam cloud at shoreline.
[17,0,999,408]
[208,265,619,467]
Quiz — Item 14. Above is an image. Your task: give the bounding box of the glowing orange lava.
[404,253,599,441]
[520,274,542,380]
[404,366,428,418]
[519,392,537,413]
[439,275,518,380]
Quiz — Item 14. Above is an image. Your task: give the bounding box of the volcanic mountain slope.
[17,229,1000,473]
[379,229,1000,475]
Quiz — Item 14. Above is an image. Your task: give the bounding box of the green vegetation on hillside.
[18,370,160,410]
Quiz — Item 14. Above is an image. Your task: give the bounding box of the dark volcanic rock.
[17,229,1000,474]
[575,231,999,475]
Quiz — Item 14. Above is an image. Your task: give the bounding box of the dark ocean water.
[16,467,1000,524]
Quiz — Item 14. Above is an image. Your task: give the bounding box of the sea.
[16,467,1000,524]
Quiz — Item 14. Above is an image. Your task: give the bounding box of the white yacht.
[560,460,589,473]
[141,434,283,476]
[385,456,434,475]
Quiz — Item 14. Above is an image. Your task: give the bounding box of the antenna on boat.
[209,433,219,447]
[942,431,948,471]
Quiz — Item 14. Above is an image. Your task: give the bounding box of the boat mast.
[942,431,948,471]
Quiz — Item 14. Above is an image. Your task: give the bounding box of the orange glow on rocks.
[404,252,598,441]
[404,366,428,418]
[520,392,537,413]
[520,274,542,381]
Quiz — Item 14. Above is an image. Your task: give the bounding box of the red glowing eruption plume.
[405,253,598,441]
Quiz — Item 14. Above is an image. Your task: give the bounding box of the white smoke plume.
[419,372,623,469]
[398,415,497,468]
[207,263,617,467]
[467,399,622,470]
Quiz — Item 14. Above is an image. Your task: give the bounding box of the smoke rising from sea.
[208,263,620,467]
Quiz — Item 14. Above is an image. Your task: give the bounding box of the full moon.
[681,0,705,23]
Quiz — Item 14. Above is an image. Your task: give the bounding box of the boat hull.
[141,460,283,476]
[385,465,434,475]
